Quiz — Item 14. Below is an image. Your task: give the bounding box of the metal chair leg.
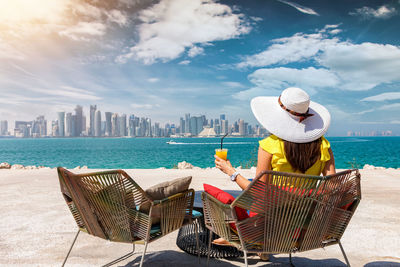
[139,241,149,267]
[338,241,351,267]
[207,230,212,267]
[289,253,295,267]
[243,251,248,267]
[101,243,136,267]
[62,230,80,267]
[194,220,200,263]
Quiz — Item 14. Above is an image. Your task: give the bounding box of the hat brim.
[251,96,331,143]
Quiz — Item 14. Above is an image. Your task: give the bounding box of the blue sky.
[0,0,400,136]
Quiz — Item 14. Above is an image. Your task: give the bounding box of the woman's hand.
[214,155,236,176]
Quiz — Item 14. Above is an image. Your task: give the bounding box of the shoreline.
[1,161,400,171]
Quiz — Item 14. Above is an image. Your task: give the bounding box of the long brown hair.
[283,138,322,173]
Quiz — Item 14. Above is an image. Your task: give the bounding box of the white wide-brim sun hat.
[251,87,331,143]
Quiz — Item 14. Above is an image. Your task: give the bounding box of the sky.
[0,0,400,136]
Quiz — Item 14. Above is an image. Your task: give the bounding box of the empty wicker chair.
[202,169,361,267]
[58,167,198,267]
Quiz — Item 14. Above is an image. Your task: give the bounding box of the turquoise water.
[0,137,399,169]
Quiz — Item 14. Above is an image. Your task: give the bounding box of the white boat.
[166,140,178,144]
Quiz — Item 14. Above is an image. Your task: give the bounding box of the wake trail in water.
[167,142,256,145]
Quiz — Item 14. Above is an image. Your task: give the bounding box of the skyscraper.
[94,110,101,137]
[71,115,77,137]
[154,122,160,137]
[179,117,185,134]
[112,113,119,137]
[14,121,31,138]
[52,120,59,137]
[82,115,86,136]
[32,115,47,137]
[185,113,190,133]
[89,105,96,136]
[239,119,245,136]
[65,113,72,137]
[57,112,65,137]
[220,114,226,121]
[196,116,204,136]
[189,116,197,136]
[119,114,127,137]
[221,119,228,134]
[74,105,83,137]
[213,119,220,135]
[0,120,8,135]
[105,112,112,136]
[128,115,136,137]
[146,118,151,137]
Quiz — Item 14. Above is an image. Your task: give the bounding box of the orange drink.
[215,148,228,160]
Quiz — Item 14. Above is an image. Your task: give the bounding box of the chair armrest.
[201,192,238,242]
[152,189,195,235]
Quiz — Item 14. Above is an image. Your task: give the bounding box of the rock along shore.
[1,161,399,171]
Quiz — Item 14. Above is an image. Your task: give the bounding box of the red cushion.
[203,184,249,221]
[249,211,258,217]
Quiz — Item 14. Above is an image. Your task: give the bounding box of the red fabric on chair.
[203,184,249,221]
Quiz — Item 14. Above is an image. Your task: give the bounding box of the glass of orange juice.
[215,148,228,160]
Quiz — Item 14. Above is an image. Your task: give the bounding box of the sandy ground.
[0,168,399,267]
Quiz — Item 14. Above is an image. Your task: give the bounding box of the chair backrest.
[231,169,361,253]
[57,167,151,243]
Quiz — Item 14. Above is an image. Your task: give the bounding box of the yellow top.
[259,134,331,176]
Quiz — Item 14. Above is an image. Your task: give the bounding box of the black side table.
[176,207,243,258]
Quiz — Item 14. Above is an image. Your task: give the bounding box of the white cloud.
[147,78,159,83]
[59,22,107,41]
[233,67,340,100]
[117,0,251,64]
[188,46,204,58]
[330,29,342,35]
[359,120,400,124]
[349,5,396,19]
[29,86,102,101]
[250,16,263,22]
[72,2,103,19]
[276,0,319,15]
[318,42,400,90]
[361,92,400,102]
[131,103,160,109]
[356,103,400,115]
[237,27,400,91]
[0,39,25,60]
[178,60,191,65]
[237,32,339,68]
[221,81,245,88]
[324,24,340,29]
[324,104,352,120]
[106,9,128,26]
[378,103,400,110]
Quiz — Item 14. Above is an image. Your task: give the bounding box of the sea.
[0,137,399,169]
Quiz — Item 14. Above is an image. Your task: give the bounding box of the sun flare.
[0,0,70,24]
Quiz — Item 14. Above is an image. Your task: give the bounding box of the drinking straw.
[220,133,228,149]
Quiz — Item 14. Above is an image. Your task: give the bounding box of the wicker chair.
[57,167,198,267]
[202,169,361,267]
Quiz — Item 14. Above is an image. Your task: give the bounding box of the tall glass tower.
[57,112,65,137]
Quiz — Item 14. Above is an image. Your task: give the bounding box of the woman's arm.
[214,146,273,190]
[256,147,272,183]
[322,148,336,175]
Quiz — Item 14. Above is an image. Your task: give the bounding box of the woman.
[214,87,336,257]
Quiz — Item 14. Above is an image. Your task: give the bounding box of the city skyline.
[1,103,396,138]
[3,104,268,138]
[1,1,400,136]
